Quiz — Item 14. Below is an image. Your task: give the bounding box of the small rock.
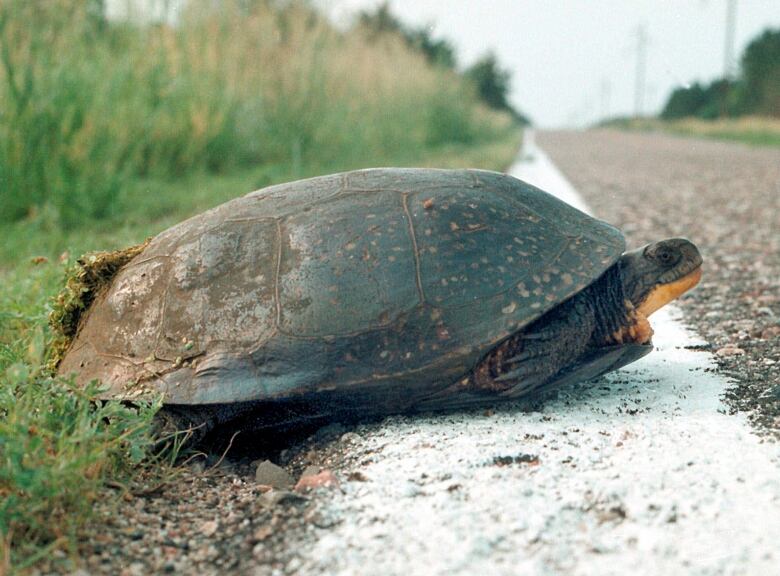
[252,525,274,542]
[304,508,340,528]
[255,460,294,489]
[200,520,218,537]
[760,325,780,340]
[340,431,361,443]
[294,469,341,492]
[716,345,745,357]
[260,489,307,508]
[347,471,369,482]
[300,464,323,478]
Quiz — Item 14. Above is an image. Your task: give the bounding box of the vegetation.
[465,53,530,125]
[0,0,522,569]
[358,2,456,68]
[740,28,780,117]
[0,0,519,229]
[601,116,780,148]
[661,28,780,120]
[358,2,528,123]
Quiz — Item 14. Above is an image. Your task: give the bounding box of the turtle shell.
[58,168,625,408]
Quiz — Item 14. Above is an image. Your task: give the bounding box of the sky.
[322,1,780,127]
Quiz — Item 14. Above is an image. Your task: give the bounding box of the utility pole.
[720,0,737,116]
[634,25,648,117]
[723,0,738,79]
[600,77,611,121]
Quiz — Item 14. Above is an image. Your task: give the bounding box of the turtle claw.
[494,363,544,383]
[521,328,557,341]
[505,350,532,364]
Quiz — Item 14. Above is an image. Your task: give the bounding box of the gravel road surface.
[43,130,780,575]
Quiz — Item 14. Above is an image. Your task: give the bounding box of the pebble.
[253,525,274,542]
[255,460,294,489]
[200,520,218,537]
[294,470,341,492]
[340,432,362,443]
[260,489,308,508]
[716,345,746,357]
[761,326,780,339]
[300,464,323,478]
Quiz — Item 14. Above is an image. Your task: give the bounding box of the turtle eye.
[654,248,675,265]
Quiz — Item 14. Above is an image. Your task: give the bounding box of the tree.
[358,2,455,69]
[465,53,528,124]
[661,83,707,119]
[740,28,780,117]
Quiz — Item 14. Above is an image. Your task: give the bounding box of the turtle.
[55,168,702,444]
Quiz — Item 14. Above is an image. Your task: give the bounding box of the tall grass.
[0,0,513,228]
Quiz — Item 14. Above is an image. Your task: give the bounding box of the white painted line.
[513,130,590,214]
[295,135,780,576]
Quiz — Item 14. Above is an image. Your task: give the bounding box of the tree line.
[359,3,530,125]
[662,28,780,119]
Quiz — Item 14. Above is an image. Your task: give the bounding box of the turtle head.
[619,238,702,318]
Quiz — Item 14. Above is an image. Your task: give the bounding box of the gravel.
[537,129,780,435]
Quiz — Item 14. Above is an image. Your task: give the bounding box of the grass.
[0,0,513,228]
[602,116,780,147]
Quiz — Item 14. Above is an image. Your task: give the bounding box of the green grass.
[0,0,515,229]
[602,116,780,148]
[0,129,522,570]
[0,262,167,571]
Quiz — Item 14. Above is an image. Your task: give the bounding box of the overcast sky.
[323,1,780,127]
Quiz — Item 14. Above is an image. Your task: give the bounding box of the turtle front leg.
[152,407,216,450]
[472,294,596,397]
[416,293,598,411]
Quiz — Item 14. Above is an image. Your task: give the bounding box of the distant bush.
[358,3,528,123]
[358,2,457,69]
[0,0,515,228]
[740,28,780,117]
[661,79,741,120]
[465,53,529,125]
[661,27,780,120]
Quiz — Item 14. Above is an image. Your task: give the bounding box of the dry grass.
[606,116,780,147]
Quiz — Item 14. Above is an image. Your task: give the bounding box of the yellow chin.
[637,266,702,317]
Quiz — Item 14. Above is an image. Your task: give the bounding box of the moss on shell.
[48,240,150,373]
